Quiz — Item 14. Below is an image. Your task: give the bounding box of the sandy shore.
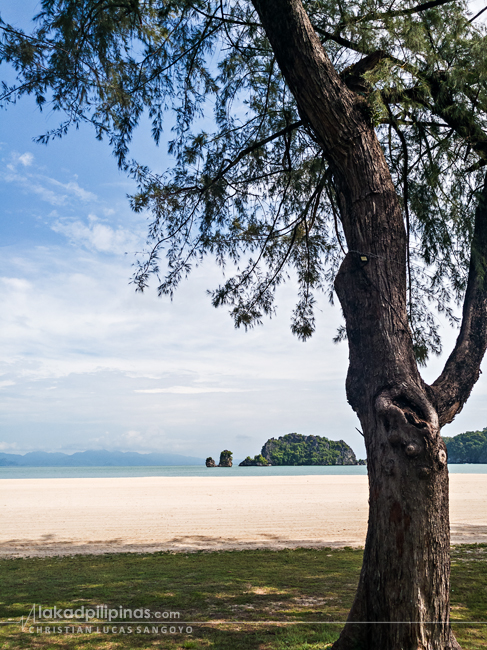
[0,474,486,557]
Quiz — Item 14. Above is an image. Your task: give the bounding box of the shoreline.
[1,474,486,558]
[1,464,486,480]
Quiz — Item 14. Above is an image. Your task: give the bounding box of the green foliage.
[241,453,269,466]
[218,449,233,466]
[444,427,487,463]
[2,1,487,358]
[261,433,357,466]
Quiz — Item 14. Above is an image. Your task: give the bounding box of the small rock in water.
[218,450,233,467]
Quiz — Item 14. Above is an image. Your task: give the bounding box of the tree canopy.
[2,0,487,363]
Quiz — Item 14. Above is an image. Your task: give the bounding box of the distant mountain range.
[0,450,205,467]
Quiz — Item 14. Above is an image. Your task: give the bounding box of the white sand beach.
[0,474,486,557]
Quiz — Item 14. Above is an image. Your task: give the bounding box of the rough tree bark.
[251,1,487,648]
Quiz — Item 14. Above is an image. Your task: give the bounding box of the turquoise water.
[0,464,486,479]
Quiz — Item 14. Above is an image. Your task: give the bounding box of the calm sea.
[1,464,486,479]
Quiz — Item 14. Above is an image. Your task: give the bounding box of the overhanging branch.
[432,172,487,426]
[314,25,487,171]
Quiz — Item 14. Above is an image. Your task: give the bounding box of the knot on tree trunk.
[376,388,436,436]
[375,387,447,475]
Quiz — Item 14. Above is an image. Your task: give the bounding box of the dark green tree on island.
[2,1,487,647]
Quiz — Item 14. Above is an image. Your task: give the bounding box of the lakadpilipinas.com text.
[21,604,192,635]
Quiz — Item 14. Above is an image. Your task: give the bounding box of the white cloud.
[0,441,20,451]
[18,152,34,167]
[0,243,369,457]
[0,277,32,291]
[2,152,97,205]
[134,386,255,394]
[48,178,97,202]
[0,237,485,459]
[0,380,16,389]
[87,427,170,452]
[3,170,69,205]
[6,151,34,168]
[51,218,140,253]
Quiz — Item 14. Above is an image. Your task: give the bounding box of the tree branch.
[314,28,487,170]
[426,77,487,162]
[394,0,456,15]
[383,78,487,165]
[192,6,260,28]
[313,26,367,53]
[432,172,487,426]
[343,0,456,26]
[204,120,303,189]
[469,5,487,23]
[386,106,413,324]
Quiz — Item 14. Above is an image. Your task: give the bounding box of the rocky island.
[239,454,270,466]
[239,433,365,466]
[206,450,233,467]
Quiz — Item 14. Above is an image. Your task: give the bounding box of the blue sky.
[0,2,486,459]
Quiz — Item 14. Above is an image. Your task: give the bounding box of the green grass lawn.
[0,545,485,650]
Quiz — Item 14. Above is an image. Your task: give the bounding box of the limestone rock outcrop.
[261,432,362,466]
[218,450,233,467]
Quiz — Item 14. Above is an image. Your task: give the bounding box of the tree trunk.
[335,254,458,650]
[333,443,455,649]
[330,161,487,650]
